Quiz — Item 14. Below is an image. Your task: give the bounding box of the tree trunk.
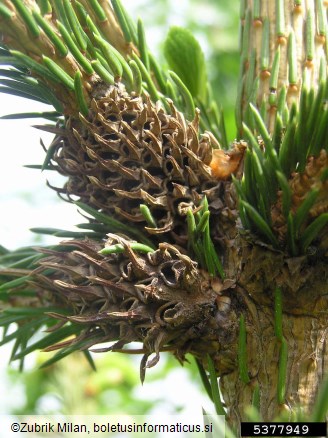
[236,0,327,135]
[219,0,328,431]
[217,237,328,430]
[0,2,327,435]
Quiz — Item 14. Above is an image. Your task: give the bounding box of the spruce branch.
[0,2,327,428]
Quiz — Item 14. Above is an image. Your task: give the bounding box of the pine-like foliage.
[0,0,327,427]
[0,0,230,371]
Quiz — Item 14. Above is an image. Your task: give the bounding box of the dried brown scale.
[271,150,328,244]
[48,85,228,246]
[30,237,238,377]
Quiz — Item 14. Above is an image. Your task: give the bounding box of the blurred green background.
[5,352,208,415]
[0,0,240,416]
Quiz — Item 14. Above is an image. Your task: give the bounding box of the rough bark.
[215,1,328,431]
[0,1,327,434]
[217,237,328,431]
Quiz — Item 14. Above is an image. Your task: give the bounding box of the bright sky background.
[0,97,83,250]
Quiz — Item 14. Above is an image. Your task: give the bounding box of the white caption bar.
[0,414,225,437]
